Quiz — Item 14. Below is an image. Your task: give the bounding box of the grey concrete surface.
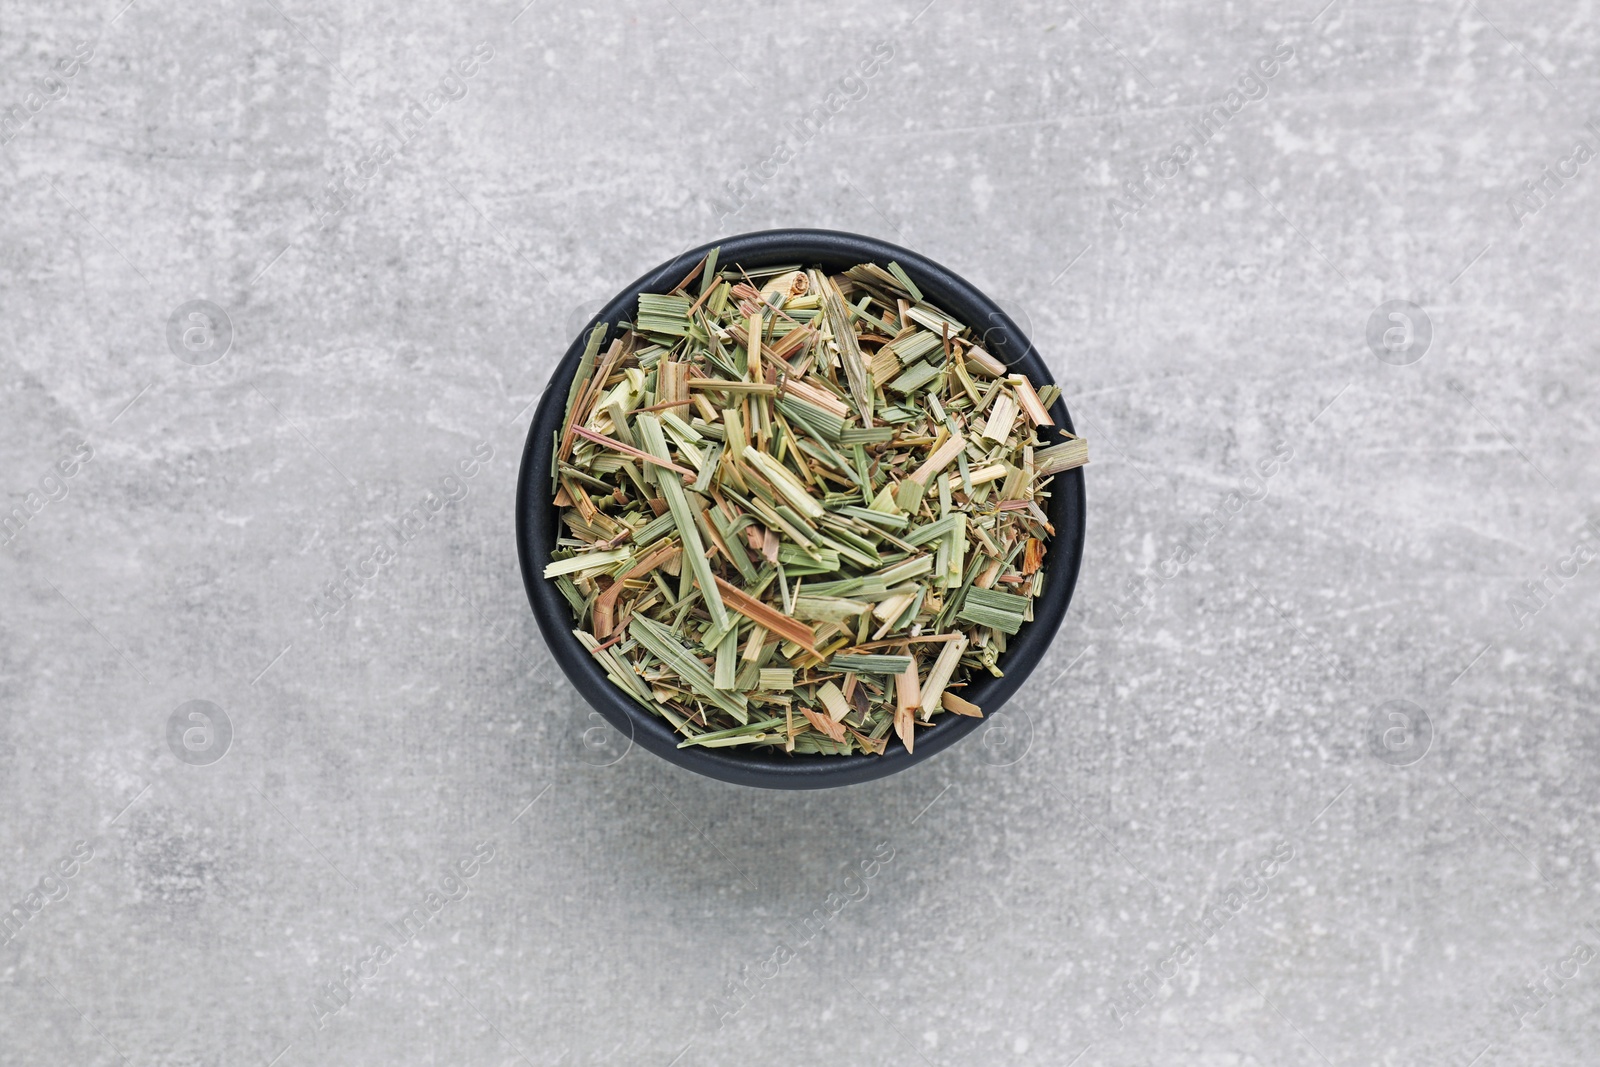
[2,0,1598,1064]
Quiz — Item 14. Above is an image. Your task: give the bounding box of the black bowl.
[516,228,1086,789]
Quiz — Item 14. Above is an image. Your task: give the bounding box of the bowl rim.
[516,227,1085,789]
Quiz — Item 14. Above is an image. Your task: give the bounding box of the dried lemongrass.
[545,251,1088,755]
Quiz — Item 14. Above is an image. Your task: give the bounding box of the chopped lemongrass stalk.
[741,446,827,519]
[817,682,851,722]
[1007,373,1054,426]
[543,547,632,578]
[981,394,1019,444]
[758,668,794,690]
[918,633,969,717]
[829,654,913,674]
[941,691,983,717]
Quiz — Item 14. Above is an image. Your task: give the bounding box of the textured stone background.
[2,0,1598,1064]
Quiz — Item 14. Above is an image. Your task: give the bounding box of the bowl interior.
[516,228,1085,789]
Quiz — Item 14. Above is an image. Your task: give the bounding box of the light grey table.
[3,1,1597,1064]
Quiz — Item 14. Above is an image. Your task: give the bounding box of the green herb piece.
[635,414,730,636]
[886,261,923,302]
[957,605,1023,635]
[829,654,914,674]
[543,546,632,579]
[1036,437,1090,476]
[758,668,795,691]
[631,616,749,723]
[635,293,694,337]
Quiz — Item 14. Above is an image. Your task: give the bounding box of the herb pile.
[545,252,1087,756]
